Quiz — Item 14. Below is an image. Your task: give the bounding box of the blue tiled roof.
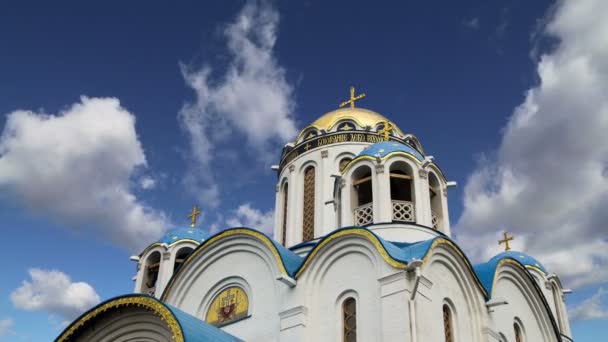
[159,227,209,245]
[357,141,424,161]
[55,294,243,342]
[474,251,548,296]
[167,303,244,342]
[267,236,305,277]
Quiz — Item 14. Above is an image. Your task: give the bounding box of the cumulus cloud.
[178,0,297,207]
[226,203,274,236]
[139,176,156,190]
[11,269,100,321]
[0,97,167,251]
[456,0,608,289]
[569,288,608,321]
[0,319,13,337]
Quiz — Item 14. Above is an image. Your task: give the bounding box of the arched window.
[143,251,161,296]
[206,287,249,327]
[514,321,524,342]
[343,297,357,342]
[302,166,315,241]
[352,166,373,225]
[443,304,454,342]
[428,172,443,229]
[339,157,353,172]
[173,247,193,273]
[389,161,415,222]
[281,182,289,245]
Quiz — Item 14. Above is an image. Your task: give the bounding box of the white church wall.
[368,223,442,243]
[162,235,285,342]
[418,245,486,342]
[295,236,397,342]
[489,263,558,342]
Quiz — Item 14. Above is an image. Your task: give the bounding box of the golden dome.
[296,107,403,141]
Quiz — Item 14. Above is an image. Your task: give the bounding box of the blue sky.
[1,0,607,340]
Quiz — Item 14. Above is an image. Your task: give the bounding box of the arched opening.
[302,166,315,242]
[142,251,161,296]
[173,247,193,274]
[342,297,357,342]
[281,181,289,245]
[389,161,415,222]
[514,320,524,342]
[443,304,454,342]
[352,166,373,225]
[429,172,443,229]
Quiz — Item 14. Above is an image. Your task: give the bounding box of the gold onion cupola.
[279,86,425,171]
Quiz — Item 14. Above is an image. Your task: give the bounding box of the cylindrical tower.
[273,106,452,247]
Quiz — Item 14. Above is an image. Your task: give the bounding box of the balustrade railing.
[354,202,373,225]
[431,211,441,229]
[392,200,415,222]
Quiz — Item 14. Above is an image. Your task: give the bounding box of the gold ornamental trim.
[56,296,184,342]
[162,228,289,301]
[295,228,408,278]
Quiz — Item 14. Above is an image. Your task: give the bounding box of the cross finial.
[377,120,397,141]
[339,86,366,109]
[188,205,201,227]
[498,231,514,251]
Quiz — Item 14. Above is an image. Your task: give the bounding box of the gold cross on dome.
[188,205,201,227]
[339,86,366,109]
[378,120,396,141]
[498,231,514,251]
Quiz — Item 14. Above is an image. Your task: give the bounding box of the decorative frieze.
[418,169,428,179]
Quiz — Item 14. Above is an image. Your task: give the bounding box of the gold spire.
[498,231,514,251]
[339,86,366,109]
[377,120,397,141]
[188,205,201,227]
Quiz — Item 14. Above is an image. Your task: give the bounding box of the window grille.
[302,167,315,241]
[343,298,357,342]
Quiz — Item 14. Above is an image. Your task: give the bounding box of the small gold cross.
[377,120,396,141]
[339,86,366,109]
[304,143,311,151]
[188,205,201,227]
[498,231,514,251]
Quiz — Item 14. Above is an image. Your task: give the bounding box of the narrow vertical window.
[429,172,443,229]
[443,304,454,342]
[281,183,289,245]
[302,166,315,241]
[514,322,523,342]
[352,166,373,225]
[343,297,357,342]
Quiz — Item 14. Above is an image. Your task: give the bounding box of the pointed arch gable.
[293,227,489,299]
[161,228,303,301]
[490,258,562,341]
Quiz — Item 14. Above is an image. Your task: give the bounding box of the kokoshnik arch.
[57,87,573,342]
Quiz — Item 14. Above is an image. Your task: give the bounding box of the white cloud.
[0,319,13,337]
[178,0,297,207]
[456,0,608,289]
[139,176,156,190]
[11,269,100,321]
[569,288,608,321]
[226,203,274,236]
[464,17,480,30]
[0,97,168,251]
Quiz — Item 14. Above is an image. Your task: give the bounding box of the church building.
[56,88,573,342]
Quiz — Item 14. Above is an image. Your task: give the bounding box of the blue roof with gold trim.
[473,251,548,296]
[55,294,243,342]
[159,227,209,245]
[357,141,424,161]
